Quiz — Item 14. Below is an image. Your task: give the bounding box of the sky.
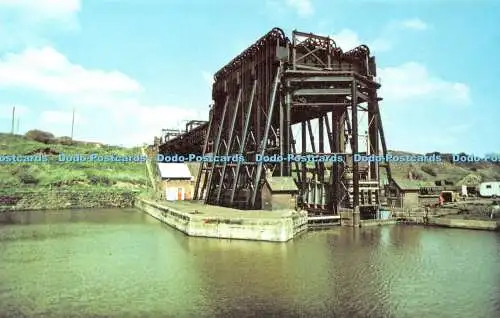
[0,0,498,154]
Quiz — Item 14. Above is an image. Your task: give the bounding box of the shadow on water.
[0,208,143,243]
[0,208,140,225]
[166,226,425,317]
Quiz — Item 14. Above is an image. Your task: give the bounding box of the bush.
[56,136,74,145]
[25,130,55,144]
[421,165,438,177]
[9,164,30,176]
[441,153,453,163]
[0,174,19,187]
[89,175,114,186]
[19,172,38,184]
[38,169,88,187]
[408,168,425,180]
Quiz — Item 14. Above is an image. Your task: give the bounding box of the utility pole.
[71,108,75,140]
[11,106,15,134]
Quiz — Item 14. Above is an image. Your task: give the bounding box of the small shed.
[261,176,299,211]
[157,163,194,200]
[457,173,482,196]
[386,177,434,209]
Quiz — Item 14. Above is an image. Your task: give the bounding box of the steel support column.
[216,87,242,204]
[229,80,257,205]
[161,28,392,215]
[351,80,360,208]
[194,108,214,200]
[249,64,282,207]
[204,95,229,204]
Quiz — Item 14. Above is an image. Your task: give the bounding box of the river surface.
[0,208,499,318]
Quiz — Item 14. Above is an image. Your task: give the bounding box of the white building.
[157,163,194,201]
[479,181,500,197]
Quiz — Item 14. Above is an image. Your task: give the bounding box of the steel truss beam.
[186,28,391,215]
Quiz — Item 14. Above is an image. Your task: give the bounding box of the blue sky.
[0,0,498,154]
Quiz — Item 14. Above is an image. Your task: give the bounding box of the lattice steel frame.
[193,28,392,214]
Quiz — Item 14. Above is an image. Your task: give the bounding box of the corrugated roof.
[158,163,193,179]
[266,176,298,192]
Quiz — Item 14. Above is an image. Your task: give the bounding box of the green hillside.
[382,150,500,185]
[0,132,148,191]
[2,131,499,193]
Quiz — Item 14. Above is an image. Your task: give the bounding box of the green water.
[1,209,499,317]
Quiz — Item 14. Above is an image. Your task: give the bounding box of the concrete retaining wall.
[0,189,138,212]
[360,219,398,227]
[429,218,499,231]
[136,198,308,242]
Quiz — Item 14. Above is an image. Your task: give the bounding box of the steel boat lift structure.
[158,28,392,217]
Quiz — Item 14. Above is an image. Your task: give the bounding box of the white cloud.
[0,46,199,146]
[40,110,86,125]
[0,0,81,50]
[369,38,392,53]
[0,47,141,98]
[0,104,30,119]
[401,18,428,31]
[378,62,471,105]
[0,0,81,20]
[119,104,200,146]
[285,0,314,17]
[331,29,392,53]
[332,29,361,51]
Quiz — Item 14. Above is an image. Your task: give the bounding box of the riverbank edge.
[350,215,499,231]
[0,189,139,212]
[2,190,498,233]
[135,198,308,242]
[426,217,499,231]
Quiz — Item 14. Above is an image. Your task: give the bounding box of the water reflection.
[0,208,142,225]
[1,210,499,317]
[0,209,215,317]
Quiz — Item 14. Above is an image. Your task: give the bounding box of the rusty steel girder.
[158,122,208,155]
[192,28,391,215]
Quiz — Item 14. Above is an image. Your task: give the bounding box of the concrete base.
[135,198,308,242]
[359,219,398,227]
[428,217,499,231]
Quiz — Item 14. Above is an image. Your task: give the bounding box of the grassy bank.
[0,131,151,211]
[2,131,500,204]
[287,150,500,185]
[0,188,139,212]
[0,132,148,190]
[381,150,500,185]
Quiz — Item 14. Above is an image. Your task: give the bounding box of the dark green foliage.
[56,136,74,145]
[25,130,55,144]
[19,172,38,184]
[421,165,438,177]
[1,132,147,191]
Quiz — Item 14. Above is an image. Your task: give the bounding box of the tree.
[25,130,55,144]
